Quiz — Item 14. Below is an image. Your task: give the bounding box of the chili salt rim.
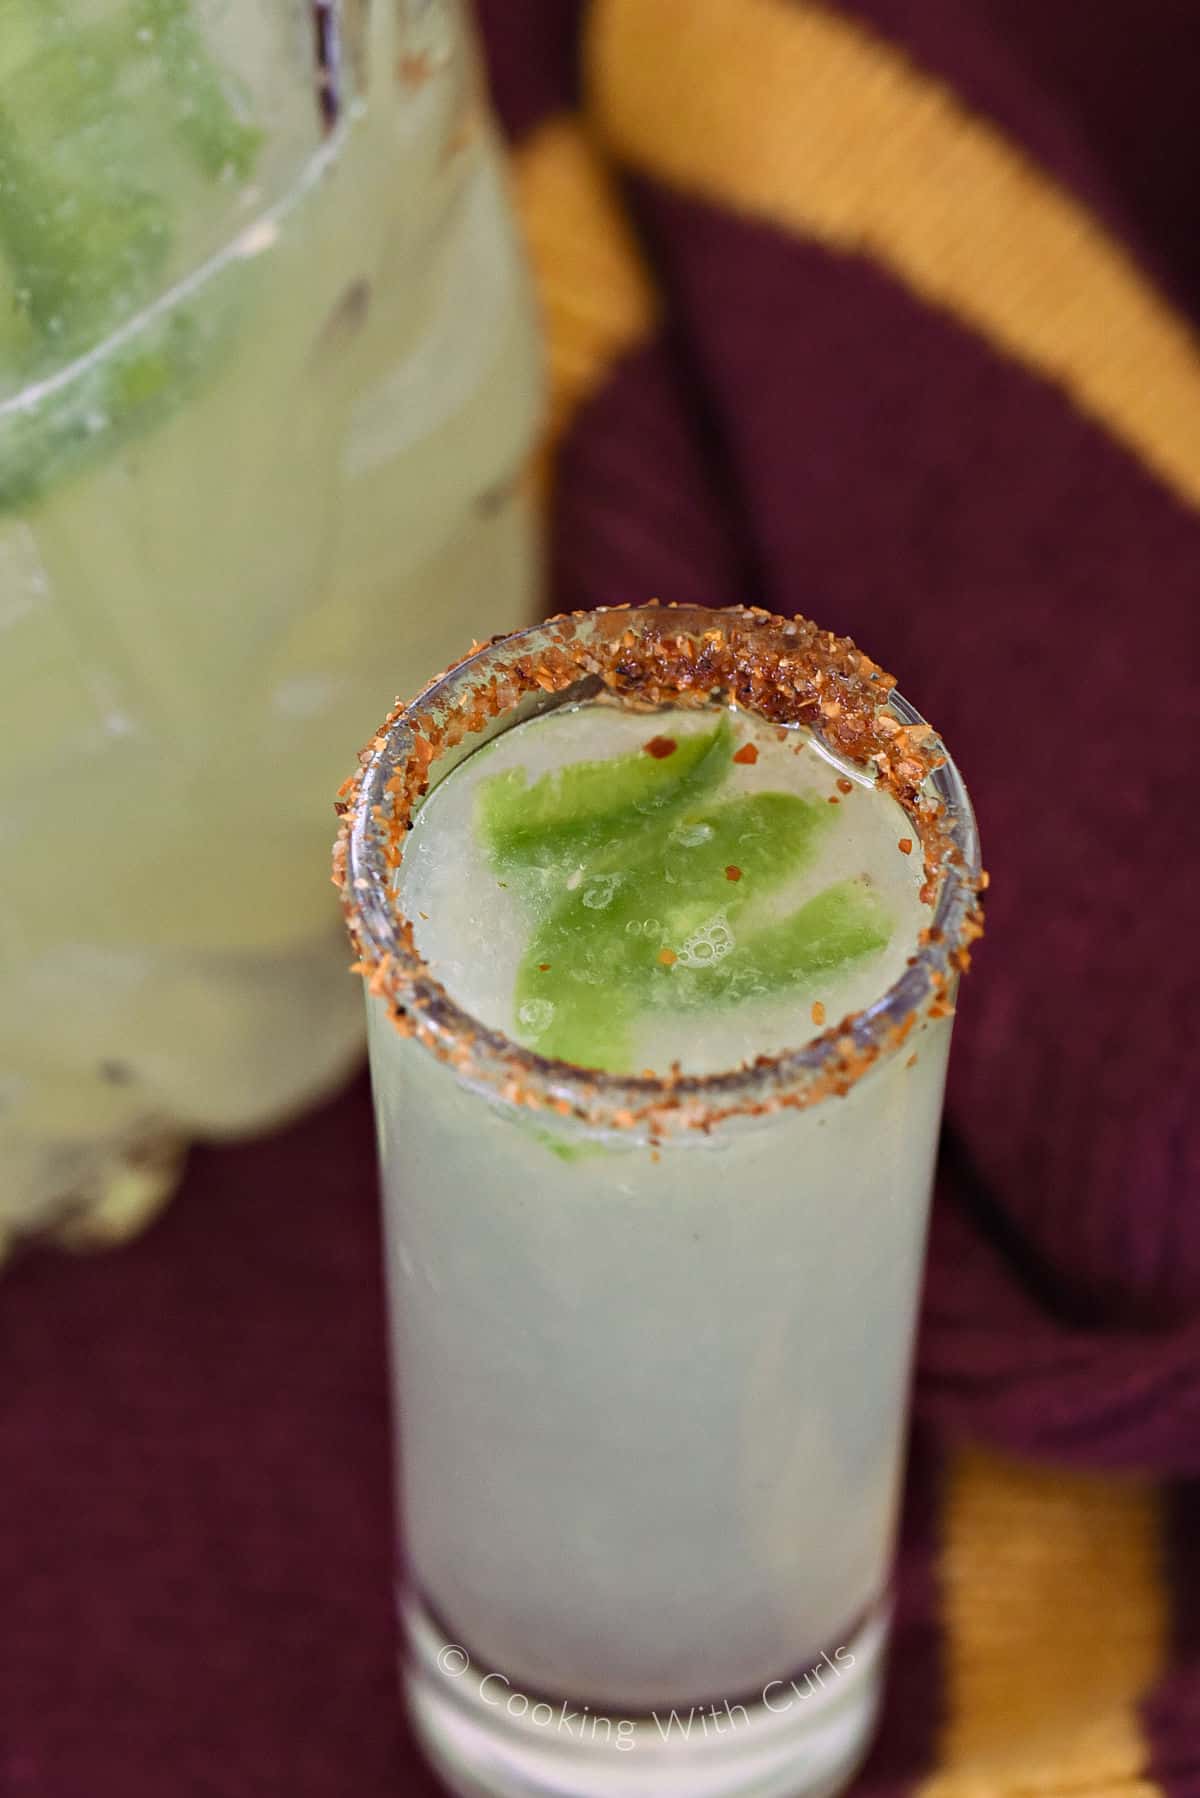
[333,604,984,1138]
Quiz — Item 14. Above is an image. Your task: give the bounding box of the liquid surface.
[402,703,929,1074]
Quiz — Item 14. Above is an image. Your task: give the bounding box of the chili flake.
[898,838,913,855]
[811,1001,826,1026]
[732,742,758,765]
[658,947,677,966]
[644,735,678,759]
[396,50,434,87]
[725,865,742,882]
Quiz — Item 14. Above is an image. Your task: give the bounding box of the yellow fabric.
[511,116,657,478]
[585,0,1200,510]
[923,1446,1166,1797]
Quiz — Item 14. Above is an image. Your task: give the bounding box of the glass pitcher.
[0,0,543,1257]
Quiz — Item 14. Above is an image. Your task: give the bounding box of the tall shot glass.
[334,606,984,1798]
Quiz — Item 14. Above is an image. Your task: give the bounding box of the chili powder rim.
[333,603,985,1139]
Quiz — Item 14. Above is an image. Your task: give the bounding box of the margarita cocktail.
[337,606,983,1798]
[0,1,540,1252]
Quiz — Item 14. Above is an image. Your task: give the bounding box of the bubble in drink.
[677,915,736,968]
[581,874,621,910]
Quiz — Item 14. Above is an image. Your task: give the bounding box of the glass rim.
[335,604,985,1138]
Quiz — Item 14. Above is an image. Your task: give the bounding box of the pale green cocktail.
[338,607,983,1798]
[407,704,927,1074]
[0,1,541,1251]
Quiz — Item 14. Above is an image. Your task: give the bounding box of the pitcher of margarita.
[0,0,542,1256]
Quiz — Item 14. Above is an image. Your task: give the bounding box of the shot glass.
[334,605,983,1798]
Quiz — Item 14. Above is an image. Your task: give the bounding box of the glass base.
[403,1594,887,1798]
[0,1125,187,1268]
[50,1129,188,1254]
[0,925,366,1266]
